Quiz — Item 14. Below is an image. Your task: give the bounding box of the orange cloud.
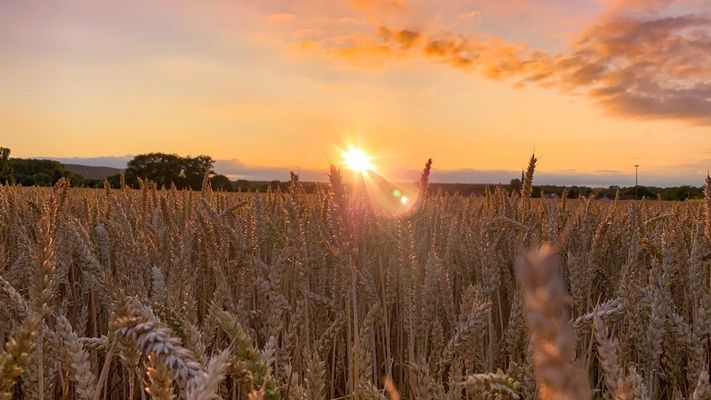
[377,27,420,48]
[557,14,711,121]
[297,25,559,79]
[288,0,711,124]
[293,33,398,68]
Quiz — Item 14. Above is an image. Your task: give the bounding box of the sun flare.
[343,146,374,173]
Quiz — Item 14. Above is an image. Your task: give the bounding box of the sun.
[343,146,374,173]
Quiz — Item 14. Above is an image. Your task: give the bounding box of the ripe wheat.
[1,164,711,399]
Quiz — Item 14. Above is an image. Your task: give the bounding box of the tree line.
[506,178,706,200]
[0,148,226,190]
[1,147,97,187]
[0,147,316,192]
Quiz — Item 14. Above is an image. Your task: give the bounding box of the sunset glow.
[1,1,710,186]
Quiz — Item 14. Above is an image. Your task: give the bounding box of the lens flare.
[343,146,373,173]
[333,141,421,218]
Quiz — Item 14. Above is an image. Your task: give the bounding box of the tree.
[125,153,183,188]
[660,186,704,201]
[0,147,12,184]
[626,186,656,199]
[183,155,214,190]
[9,158,90,186]
[210,174,232,191]
[123,153,216,190]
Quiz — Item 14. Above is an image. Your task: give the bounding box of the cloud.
[431,164,710,187]
[378,27,420,48]
[558,14,711,122]
[213,159,327,182]
[297,25,557,75]
[420,34,557,80]
[293,32,403,68]
[431,168,637,186]
[290,0,711,124]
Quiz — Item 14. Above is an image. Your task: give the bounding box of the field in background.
[1,176,711,400]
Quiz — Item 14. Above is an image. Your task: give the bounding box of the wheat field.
[1,161,711,400]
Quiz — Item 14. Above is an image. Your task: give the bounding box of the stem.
[351,258,360,400]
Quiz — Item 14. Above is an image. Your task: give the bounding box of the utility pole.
[634,164,639,199]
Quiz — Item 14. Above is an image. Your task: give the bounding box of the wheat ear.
[515,245,591,400]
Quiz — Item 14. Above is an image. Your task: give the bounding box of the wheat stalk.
[515,245,591,400]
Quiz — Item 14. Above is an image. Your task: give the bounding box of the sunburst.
[342,145,374,173]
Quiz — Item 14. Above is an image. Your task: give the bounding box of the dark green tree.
[9,158,84,186]
[210,174,232,191]
[124,153,216,190]
[125,153,184,188]
[660,186,704,201]
[183,155,214,190]
[0,147,12,184]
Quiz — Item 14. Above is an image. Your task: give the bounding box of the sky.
[1,0,710,186]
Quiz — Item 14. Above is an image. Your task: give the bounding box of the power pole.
[634,164,639,199]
